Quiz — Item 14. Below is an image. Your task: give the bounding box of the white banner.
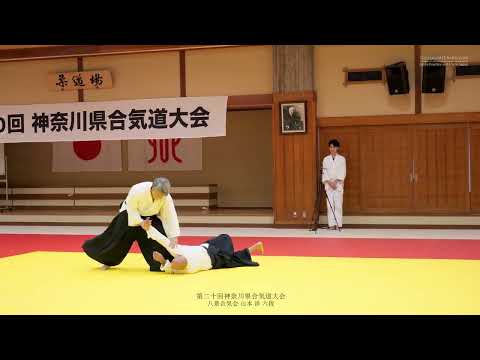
[0,96,227,143]
[52,141,122,172]
[128,138,202,171]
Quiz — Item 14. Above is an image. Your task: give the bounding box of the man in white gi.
[82,177,180,272]
[322,139,346,230]
[120,178,180,248]
[145,226,263,275]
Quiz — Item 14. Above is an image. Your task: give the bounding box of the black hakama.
[203,234,259,269]
[82,209,175,272]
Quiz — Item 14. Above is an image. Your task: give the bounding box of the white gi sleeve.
[160,261,188,274]
[125,193,143,227]
[337,157,346,181]
[322,157,330,184]
[158,194,180,239]
[146,226,179,257]
[161,261,173,273]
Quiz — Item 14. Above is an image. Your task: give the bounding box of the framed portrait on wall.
[280,102,307,134]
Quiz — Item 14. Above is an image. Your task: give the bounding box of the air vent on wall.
[454,63,480,80]
[343,67,385,86]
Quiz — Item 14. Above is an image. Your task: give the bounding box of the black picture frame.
[280,102,307,134]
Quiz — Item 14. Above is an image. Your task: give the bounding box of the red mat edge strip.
[1,233,480,260]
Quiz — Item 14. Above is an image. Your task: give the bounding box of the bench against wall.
[0,185,218,210]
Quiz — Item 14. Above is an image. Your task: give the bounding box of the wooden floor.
[0,207,479,227]
[0,208,273,216]
[0,207,275,226]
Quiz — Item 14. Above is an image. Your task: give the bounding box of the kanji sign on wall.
[47,70,113,92]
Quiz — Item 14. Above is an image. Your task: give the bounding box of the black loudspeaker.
[422,61,446,93]
[385,61,410,95]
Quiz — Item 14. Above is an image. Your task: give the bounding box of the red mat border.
[0,233,480,260]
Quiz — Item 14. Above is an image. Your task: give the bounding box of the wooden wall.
[471,124,480,212]
[2,45,480,217]
[272,91,317,224]
[413,124,469,211]
[0,46,275,208]
[6,110,273,208]
[318,115,478,214]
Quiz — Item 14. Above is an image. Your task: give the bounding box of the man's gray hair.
[152,177,171,195]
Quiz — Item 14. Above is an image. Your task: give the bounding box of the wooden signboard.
[48,70,112,91]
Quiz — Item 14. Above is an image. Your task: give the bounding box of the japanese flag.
[52,140,122,172]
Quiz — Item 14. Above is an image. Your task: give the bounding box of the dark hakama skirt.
[203,234,259,269]
[82,207,175,272]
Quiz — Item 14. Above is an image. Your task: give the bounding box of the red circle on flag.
[73,141,102,160]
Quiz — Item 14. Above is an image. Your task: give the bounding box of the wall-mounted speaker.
[385,61,410,95]
[422,61,446,93]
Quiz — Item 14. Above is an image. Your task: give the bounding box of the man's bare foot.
[153,251,166,265]
[100,265,110,270]
[248,241,264,256]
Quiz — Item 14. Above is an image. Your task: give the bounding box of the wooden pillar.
[272,45,317,225]
[414,45,422,114]
[273,45,314,92]
[77,57,84,102]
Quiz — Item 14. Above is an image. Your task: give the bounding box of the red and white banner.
[0,96,227,143]
[128,138,202,171]
[52,140,122,172]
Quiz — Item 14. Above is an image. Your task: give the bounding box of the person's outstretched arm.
[158,194,181,248]
[146,226,179,257]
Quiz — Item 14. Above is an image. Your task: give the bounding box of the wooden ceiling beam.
[0,45,245,62]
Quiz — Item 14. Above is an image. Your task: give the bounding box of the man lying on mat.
[146,226,263,274]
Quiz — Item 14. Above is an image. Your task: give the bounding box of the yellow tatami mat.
[1,251,479,315]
